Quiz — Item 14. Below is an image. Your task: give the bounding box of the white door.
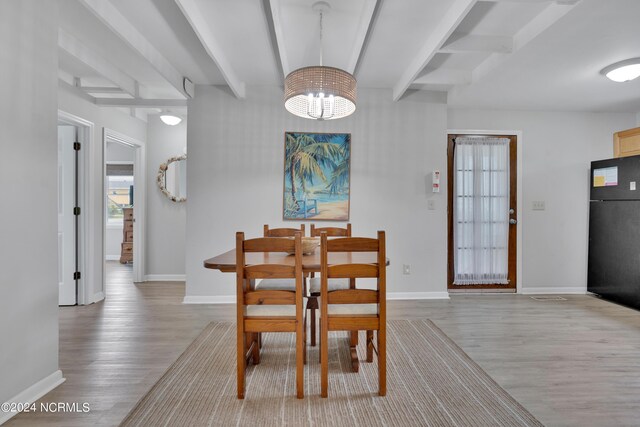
[58,125,77,305]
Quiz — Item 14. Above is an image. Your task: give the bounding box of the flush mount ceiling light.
[160,113,182,126]
[284,1,356,121]
[602,58,640,82]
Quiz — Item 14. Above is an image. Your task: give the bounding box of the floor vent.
[530,296,567,301]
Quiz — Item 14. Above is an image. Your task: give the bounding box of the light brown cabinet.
[614,127,640,158]
[119,207,133,264]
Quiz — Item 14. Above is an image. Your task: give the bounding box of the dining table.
[204,248,389,372]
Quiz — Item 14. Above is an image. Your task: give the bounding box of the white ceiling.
[56,0,640,118]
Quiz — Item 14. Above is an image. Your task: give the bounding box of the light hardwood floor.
[6,262,640,426]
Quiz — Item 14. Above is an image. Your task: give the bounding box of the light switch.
[631,181,636,191]
[532,201,545,210]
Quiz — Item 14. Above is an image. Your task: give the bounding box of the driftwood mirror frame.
[157,154,187,203]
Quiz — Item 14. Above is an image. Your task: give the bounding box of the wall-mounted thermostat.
[432,170,440,193]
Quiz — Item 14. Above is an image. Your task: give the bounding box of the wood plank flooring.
[5,262,640,426]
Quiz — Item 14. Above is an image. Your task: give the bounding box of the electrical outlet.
[403,264,411,275]
[427,200,435,210]
[532,201,545,210]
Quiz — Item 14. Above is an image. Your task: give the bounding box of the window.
[107,175,133,224]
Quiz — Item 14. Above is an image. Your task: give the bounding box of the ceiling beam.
[414,68,472,85]
[175,0,246,99]
[347,0,379,75]
[78,0,189,99]
[265,0,290,78]
[80,86,126,94]
[440,33,513,54]
[392,0,478,101]
[261,0,284,83]
[470,2,576,84]
[58,28,137,97]
[95,98,188,108]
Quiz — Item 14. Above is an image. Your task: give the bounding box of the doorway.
[447,133,520,292]
[103,128,146,286]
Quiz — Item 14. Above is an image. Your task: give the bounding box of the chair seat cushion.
[255,278,297,290]
[309,277,350,293]
[246,305,297,317]
[328,304,378,315]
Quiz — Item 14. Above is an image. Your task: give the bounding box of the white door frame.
[447,129,523,294]
[58,110,95,305]
[103,128,146,283]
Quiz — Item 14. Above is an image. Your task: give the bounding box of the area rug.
[120,319,542,426]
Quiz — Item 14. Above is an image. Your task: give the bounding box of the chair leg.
[320,319,328,398]
[350,331,359,372]
[251,333,260,365]
[296,316,304,399]
[237,331,246,399]
[378,329,386,397]
[307,296,318,347]
[366,330,374,363]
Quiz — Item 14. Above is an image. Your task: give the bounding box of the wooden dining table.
[204,249,389,372]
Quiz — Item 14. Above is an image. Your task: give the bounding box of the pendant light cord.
[319,10,323,67]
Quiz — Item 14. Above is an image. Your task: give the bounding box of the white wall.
[106,140,135,162]
[0,0,63,412]
[146,115,187,279]
[58,83,146,301]
[448,109,636,292]
[186,85,448,301]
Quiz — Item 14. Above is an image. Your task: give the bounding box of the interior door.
[58,125,77,305]
[447,134,518,291]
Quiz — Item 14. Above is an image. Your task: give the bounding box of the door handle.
[509,218,517,225]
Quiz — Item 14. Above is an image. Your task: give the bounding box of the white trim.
[144,274,186,282]
[183,295,235,304]
[0,370,65,425]
[388,292,450,300]
[105,160,135,165]
[105,255,120,261]
[447,129,524,294]
[521,287,586,295]
[58,111,95,306]
[93,291,105,303]
[103,128,146,285]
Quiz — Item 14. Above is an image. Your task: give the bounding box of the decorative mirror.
[157,154,187,202]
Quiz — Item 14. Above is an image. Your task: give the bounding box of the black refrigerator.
[588,155,640,310]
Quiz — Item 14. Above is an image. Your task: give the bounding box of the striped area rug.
[121,320,542,426]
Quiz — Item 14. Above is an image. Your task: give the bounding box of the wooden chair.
[307,224,352,347]
[319,231,386,397]
[236,231,305,399]
[263,224,305,237]
[256,224,306,291]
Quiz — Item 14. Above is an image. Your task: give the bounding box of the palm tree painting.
[283,132,350,220]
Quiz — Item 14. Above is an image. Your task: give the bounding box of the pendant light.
[284,1,356,120]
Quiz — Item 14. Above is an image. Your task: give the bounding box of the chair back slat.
[264,224,305,237]
[245,290,296,305]
[327,263,378,278]
[245,264,295,279]
[311,223,351,237]
[327,237,379,252]
[327,289,378,304]
[244,237,295,253]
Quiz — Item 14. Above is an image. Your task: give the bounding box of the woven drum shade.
[284,66,356,120]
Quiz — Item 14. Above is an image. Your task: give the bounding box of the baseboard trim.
[144,274,186,282]
[387,292,450,300]
[521,287,586,295]
[92,291,105,304]
[183,292,450,304]
[0,370,65,425]
[105,255,120,261]
[183,295,235,304]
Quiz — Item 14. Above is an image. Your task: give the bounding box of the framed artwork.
[283,132,350,221]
